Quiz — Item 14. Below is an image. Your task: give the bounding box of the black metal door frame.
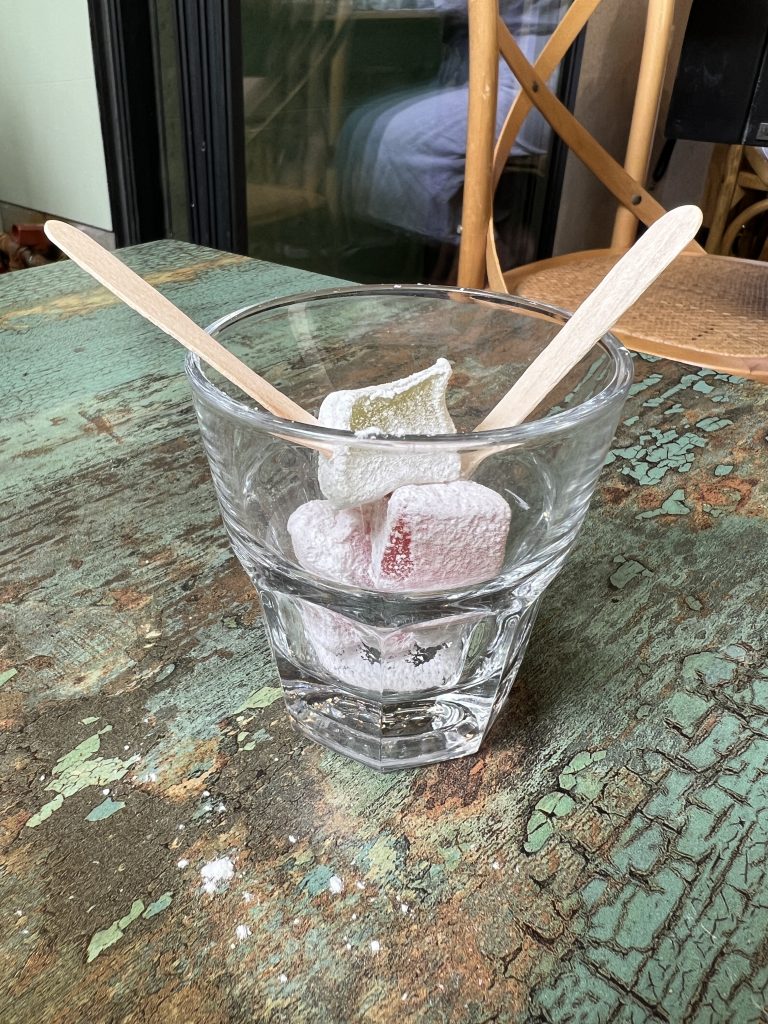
[174,0,247,253]
[537,29,586,260]
[88,0,246,253]
[88,0,166,246]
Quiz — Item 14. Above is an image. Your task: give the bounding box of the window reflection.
[242,0,570,283]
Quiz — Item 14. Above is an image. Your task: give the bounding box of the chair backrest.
[457,0,683,290]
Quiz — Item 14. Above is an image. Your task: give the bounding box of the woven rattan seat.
[506,250,768,379]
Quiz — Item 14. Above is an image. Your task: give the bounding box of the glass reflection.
[241,0,570,283]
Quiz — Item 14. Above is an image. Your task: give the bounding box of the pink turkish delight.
[370,480,511,591]
[299,603,472,693]
[287,500,373,588]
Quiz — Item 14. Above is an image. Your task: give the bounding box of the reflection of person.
[337,0,566,245]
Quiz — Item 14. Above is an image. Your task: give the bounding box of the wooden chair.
[702,144,768,259]
[457,0,768,382]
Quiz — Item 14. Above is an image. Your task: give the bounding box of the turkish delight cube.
[371,480,511,591]
[287,499,373,588]
[317,358,461,507]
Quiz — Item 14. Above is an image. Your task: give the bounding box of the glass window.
[241,0,572,282]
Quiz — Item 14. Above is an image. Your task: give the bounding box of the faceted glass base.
[284,686,490,771]
[266,592,541,771]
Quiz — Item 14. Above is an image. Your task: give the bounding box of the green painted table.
[1,241,767,1024]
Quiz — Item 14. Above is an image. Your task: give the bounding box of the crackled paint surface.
[1,242,767,1023]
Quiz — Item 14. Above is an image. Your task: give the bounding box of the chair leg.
[721,197,768,257]
[703,144,744,254]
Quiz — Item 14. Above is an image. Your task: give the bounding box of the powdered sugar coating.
[300,604,466,693]
[200,856,235,895]
[287,500,373,587]
[371,480,512,591]
[317,358,460,507]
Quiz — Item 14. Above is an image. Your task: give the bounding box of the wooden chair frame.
[456,0,768,381]
[457,0,702,291]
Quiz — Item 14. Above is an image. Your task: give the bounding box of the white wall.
[0,0,112,230]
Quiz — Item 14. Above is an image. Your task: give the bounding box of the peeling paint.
[636,488,691,519]
[609,557,652,590]
[606,428,706,484]
[142,892,173,919]
[696,416,733,433]
[86,797,125,821]
[628,373,663,396]
[27,727,139,828]
[0,667,17,687]
[236,685,283,711]
[86,900,145,963]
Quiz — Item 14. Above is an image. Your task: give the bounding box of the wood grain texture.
[703,146,745,255]
[43,221,318,425]
[456,0,499,290]
[1,242,768,1023]
[609,0,675,249]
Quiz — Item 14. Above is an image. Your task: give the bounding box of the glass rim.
[185,283,634,448]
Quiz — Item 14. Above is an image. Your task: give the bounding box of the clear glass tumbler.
[186,285,632,771]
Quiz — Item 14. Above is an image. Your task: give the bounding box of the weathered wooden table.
[2,241,767,1023]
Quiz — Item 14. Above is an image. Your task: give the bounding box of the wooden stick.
[474,205,703,434]
[43,220,319,426]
